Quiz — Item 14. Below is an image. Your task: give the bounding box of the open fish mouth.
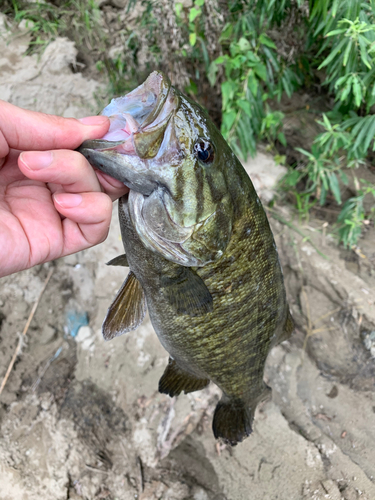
[77,72,181,195]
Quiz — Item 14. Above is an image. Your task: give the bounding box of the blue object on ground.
[65,310,89,338]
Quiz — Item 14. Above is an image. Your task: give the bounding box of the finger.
[52,192,112,254]
[0,131,8,168]
[94,169,129,201]
[0,100,109,157]
[19,150,102,194]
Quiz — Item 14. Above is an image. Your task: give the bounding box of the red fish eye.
[194,140,215,164]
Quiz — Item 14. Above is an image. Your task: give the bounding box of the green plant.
[208,5,299,159]
[5,0,105,55]
[338,180,375,248]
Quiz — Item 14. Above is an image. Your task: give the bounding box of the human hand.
[0,100,128,278]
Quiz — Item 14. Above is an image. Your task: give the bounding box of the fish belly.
[120,194,289,395]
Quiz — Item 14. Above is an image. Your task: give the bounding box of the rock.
[0,22,98,116]
[242,151,287,203]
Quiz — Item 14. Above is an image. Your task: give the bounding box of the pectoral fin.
[106,254,129,267]
[161,267,213,316]
[103,271,146,340]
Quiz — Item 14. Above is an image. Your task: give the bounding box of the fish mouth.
[77,71,180,195]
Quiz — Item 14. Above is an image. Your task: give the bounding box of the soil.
[1,17,375,500]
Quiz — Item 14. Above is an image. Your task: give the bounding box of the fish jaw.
[77,71,180,195]
[77,144,157,196]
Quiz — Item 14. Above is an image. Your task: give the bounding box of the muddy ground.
[1,19,375,500]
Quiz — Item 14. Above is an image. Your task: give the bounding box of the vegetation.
[2,0,375,249]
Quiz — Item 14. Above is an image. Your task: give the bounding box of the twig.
[85,465,109,474]
[137,456,144,493]
[0,268,54,397]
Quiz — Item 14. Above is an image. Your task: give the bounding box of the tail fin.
[212,399,253,445]
[212,385,271,445]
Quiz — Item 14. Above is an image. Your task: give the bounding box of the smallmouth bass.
[78,72,294,445]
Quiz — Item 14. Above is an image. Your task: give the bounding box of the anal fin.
[103,271,146,341]
[159,358,209,397]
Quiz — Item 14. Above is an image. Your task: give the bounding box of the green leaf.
[281,74,292,97]
[189,32,197,46]
[353,117,372,151]
[332,0,339,17]
[284,170,301,187]
[189,7,201,23]
[248,73,258,96]
[363,116,375,152]
[328,172,341,204]
[359,35,372,69]
[343,39,352,67]
[219,23,233,42]
[237,99,252,117]
[222,109,236,132]
[175,2,183,17]
[318,38,346,69]
[277,132,287,146]
[320,183,327,206]
[214,55,225,65]
[326,28,347,37]
[238,37,251,53]
[338,171,349,185]
[259,33,276,49]
[246,51,260,63]
[195,0,205,6]
[221,80,235,109]
[254,63,267,81]
[335,75,349,88]
[322,113,332,130]
[207,61,218,87]
[352,76,363,107]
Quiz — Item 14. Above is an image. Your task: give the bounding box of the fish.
[77,71,294,445]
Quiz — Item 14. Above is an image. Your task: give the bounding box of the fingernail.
[54,193,83,208]
[78,116,108,126]
[20,151,53,170]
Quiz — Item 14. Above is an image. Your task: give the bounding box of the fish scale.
[77,71,294,444]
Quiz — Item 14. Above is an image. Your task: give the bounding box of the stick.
[0,268,54,396]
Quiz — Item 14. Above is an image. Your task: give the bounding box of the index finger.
[0,100,109,158]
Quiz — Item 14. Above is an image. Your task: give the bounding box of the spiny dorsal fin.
[161,267,213,317]
[103,271,146,341]
[106,254,129,267]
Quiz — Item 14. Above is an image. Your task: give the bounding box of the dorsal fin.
[103,271,146,340]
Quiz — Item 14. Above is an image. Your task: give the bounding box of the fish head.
[78,71,240,267]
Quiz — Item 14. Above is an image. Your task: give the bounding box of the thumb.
[0,100,109,159]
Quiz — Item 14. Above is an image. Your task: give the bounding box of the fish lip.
[79,71,173,157]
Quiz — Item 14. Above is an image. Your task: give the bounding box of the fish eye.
[194,139,215,164]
